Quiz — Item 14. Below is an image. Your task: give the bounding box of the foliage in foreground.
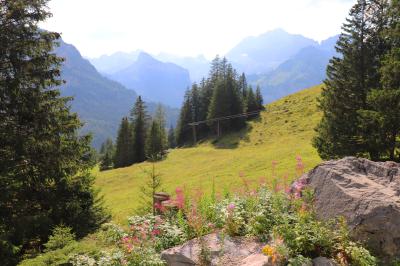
[24,159,377,266]
[0,0,110,264]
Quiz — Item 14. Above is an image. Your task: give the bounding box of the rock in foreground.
[305,157,400,259]
[161,233,269,266]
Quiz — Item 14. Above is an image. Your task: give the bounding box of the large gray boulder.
[161,233,270,266]
[305,157,400,259]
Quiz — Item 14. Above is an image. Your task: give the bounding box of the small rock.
[240,254,270,266]
[161,233,266,266]
[312,257,338,266]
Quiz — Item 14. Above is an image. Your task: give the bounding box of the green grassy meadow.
[94,85,324,224]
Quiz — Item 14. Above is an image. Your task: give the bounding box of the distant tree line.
[101,57,264,169]
[314,0,400,162]
[175,56,264,145]
[99,98,169,170]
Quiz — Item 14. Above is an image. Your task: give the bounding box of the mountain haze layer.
[55,40,179,148]
[110,52,191,107]
[249,35,339,102]
[226,28,318,75]
[89,50,141,74]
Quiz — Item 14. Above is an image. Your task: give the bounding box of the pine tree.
[239,73,248,101]
[100,138,115,171]
[207,79,230,133]
[154,104,167,152]
[0,1,109,263]
[176,89,193,145]
[136,162,162,215]
[146,119,164,160]
[198,78,213,138]
[168,125,177,148]
[246,87,258,112]
[131,96,149,163]
[146,106,168,160]
[313,0,389,160]
[100,150,114,171]
[358,0,400,161]
[255,86,264,110]
[113,117,132,168]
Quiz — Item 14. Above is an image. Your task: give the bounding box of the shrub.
[44,225,76,251]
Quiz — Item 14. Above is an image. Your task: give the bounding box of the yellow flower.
[262,245,275,256]
[262,244,280,263]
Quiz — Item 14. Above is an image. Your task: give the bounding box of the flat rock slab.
[161,233,269,266]
[305,157,400,259]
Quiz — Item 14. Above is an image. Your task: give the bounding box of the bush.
[44,225,76,251]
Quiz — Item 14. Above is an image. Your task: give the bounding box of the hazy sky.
[41,0,356,59]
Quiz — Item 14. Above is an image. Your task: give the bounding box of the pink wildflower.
[227,203,235,212]
[175,187,185,209]
[151,229,161,236]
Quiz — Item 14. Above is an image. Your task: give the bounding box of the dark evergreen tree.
[100,150,114,171]
[113,117,132,168]
[168,125,177,148]
[146,106,167,160]
[100,138,115,171]
[146,119,163,160]
[191,83,201,124]
[239,73,248,101]
[255,86,265,110]
[246,87,258,112]
[313,0,389,160]
[154,104,167,152]
[0,1,109,263]
[131,96,149,163]
[358,0,400,161]
[208,64,244,131]
[198,78,213,138]
[176,89,194,145]
[100,138,114,156]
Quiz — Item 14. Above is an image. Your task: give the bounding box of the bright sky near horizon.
[41,0,356,59]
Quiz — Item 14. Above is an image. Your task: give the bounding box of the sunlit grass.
[94,85,323,224]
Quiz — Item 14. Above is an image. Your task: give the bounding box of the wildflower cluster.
[65,157,376,266]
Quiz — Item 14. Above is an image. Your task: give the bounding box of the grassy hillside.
[95,85,323,224]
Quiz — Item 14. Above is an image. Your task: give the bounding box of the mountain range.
[90,29,338,104]
[110,52,191,107]
[61,29,339,148]
[55,40,179,149]
[226,28,319,75]
[248,35,339,102]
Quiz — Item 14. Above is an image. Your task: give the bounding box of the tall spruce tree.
[176,89,193,145]
[131,96,149,163]
[313,0,389,160]
[168,125,177,148]
[146,106,168,160]
[154,104,167,152]
[246,87,258,112]
[239,73,248,101]
[255,86,264,110]
[0,1,109,263]
[358,0,400,161]
[100,138,115,171]
[113,117,132,168]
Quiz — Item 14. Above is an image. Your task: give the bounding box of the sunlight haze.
[42,0,356,59]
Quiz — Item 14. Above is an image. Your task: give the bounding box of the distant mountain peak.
[137,52,158,63]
